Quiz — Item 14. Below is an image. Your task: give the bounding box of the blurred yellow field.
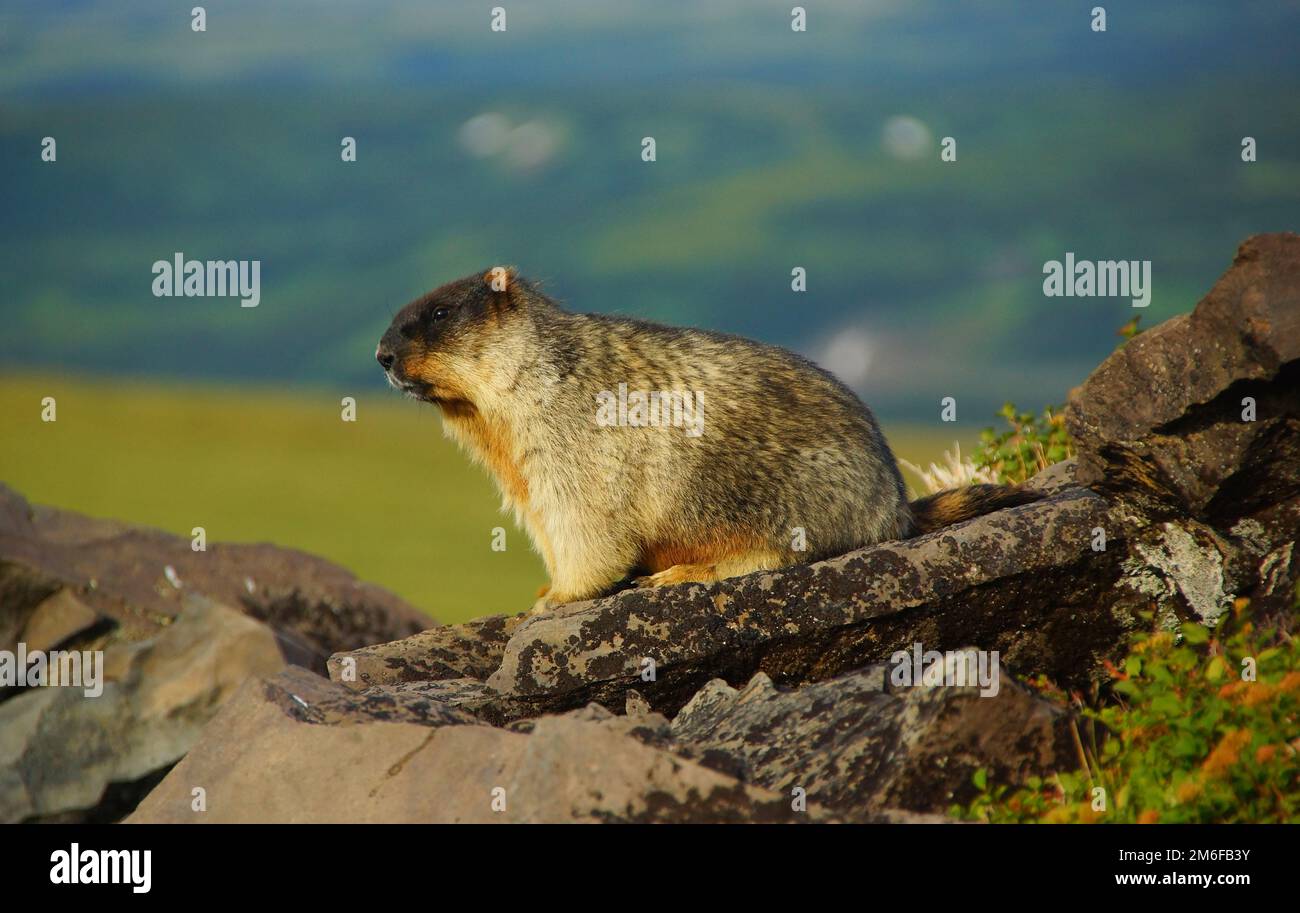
[0,373,969,624]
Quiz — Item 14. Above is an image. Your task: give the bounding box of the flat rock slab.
[486,485,1129,718]
[327,613,527,691]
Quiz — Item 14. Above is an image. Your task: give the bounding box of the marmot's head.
[377,266,538,404]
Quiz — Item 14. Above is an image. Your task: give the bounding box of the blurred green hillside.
[0,375,972,623]
[2,1,1299,419]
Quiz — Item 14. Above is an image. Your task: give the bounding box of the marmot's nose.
[376,346,395,370]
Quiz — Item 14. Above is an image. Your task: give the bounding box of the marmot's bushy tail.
[908,483,1044,536]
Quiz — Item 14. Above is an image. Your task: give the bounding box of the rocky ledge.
[9,234,1300,823]
[0,489,428,822]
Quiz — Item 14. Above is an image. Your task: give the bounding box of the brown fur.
[439,400,530,507]
[909,484,1043,535]
[638,531,775,575]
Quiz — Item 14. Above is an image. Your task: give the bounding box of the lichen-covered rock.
[1128,519,1235,625]
[484,484,1130,719]
[1069,232,1300,624]
[265,668,484,728]
[669,667,1071,819]
[326,613,526,691]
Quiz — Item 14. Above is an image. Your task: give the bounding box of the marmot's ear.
[483,266,516,295]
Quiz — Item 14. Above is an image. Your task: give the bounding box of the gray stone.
[127,666,818,824]
[0,595,284,823]
[1068,232,1300,625]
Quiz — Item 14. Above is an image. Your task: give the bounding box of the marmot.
[376,267,1041,610]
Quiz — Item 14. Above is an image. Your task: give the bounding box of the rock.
[13,588,103,654]
[1024,456,1079,495]
[1069,233,1300,625]
[484,483,1130,719]
[326,613,527,691]
[127,667,817,824]
[0,484,435,821]
[1067,232,1300,520]
[0,595,284,823]
[360,677,506,718]
[126,655,1063,822]
[669,667,1071,818]
[271,673,485,729]
[1128,519,1235,625]
[0,482,430,669]
[508,700,675,750]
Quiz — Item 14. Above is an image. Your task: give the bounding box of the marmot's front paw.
[527,582,554,616]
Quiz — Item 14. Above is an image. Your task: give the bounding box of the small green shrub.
[972,402,1074,485]
[952,597,1300,823]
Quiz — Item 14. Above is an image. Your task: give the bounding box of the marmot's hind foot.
[634,549,788,590]
[633,563,720,588]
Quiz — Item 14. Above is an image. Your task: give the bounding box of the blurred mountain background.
[2,0,1298,620]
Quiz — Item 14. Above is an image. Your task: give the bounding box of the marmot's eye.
[431,307,451,321]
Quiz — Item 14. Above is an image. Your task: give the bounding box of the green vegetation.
[954,597,1300,823]
[0,374,964,623]
[973,402,1074,485]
